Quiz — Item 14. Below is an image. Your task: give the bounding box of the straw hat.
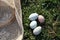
[0,0,24,40]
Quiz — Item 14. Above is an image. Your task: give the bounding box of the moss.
[21,0,60,40]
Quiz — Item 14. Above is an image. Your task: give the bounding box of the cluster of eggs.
[29,13,45,35]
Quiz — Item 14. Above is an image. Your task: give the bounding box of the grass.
[21,0,60,40]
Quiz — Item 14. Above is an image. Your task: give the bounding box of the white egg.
[30,21,37,29]
[29,13,38,21]
[38,15,45,23]
[33,26,42,35]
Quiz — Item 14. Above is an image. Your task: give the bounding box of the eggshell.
[29,13,38,21]
[33,26,42,35]
[30,21,37,29]
[38,15,45,23]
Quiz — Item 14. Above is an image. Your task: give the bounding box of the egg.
[30,21,37,29]
[29,13,38,21]
[38,15,45,23]
[33,26,42,35]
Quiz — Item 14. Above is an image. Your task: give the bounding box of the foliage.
[21,0,60,40]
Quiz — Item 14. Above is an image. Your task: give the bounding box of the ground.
[21,0,60,40]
